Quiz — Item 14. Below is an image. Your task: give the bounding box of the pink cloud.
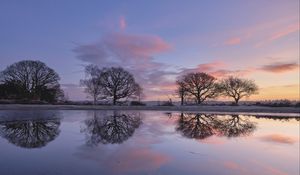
[260,134,297,144]
[259,62,299,73]
[179,61,253,78]
[179,61,225,75]
[105,32,171,58]
[210,69,253,78]
[119,16,126,30]
[74,32,173,100]
[255,22,299,47]
[269,23,299,41]
[224,37,241,45]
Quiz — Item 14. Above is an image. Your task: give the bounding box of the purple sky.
[0,0,299,101]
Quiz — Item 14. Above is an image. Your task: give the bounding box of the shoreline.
[0,104,299,117]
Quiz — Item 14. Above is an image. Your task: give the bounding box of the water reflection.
[176,113,256,139]
[216,115,256,137]
[177,113,218,139]
[0,111,61,148]
[82,111,142,145]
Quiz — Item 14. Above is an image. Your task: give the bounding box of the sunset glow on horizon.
[0,0,299,101]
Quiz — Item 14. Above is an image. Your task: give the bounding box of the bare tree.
[80,65,103,105]
[82,111,142,145]
[182,72,219,104]
[215,115,256,137]
[176,80,188,105]
[176,113,219,139]
[0,118,61,148]
[219,76,258,105]
[99,67,141,105]
[0,60,63,102]
[135,84,145,102]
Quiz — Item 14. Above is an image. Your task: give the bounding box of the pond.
[0,110,299,175]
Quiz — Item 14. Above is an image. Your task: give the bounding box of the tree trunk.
[181,95,184,106]
[234,98,239,105]
[197,97,201,104]
[113,96,116,105]
[93,96,96,105]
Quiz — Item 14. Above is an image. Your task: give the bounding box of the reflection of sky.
[0,110,299,175]
[0,1,299,101]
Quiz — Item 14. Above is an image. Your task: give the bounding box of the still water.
[0,110,299,175]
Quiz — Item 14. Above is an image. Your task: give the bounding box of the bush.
[130,101,146,106]
[160,101,174,106]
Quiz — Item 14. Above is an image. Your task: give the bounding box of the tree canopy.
[0,60,64,102]
[179,72,219,104]
[219,76,258,104]
[80,66,141,105]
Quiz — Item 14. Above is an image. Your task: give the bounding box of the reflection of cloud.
[74,112,174,174]
[260,134,297,144]
[197,136,224,145]
[223,161,242,170]
[250,159,289,175]
[107,148,170,173]
[259,62,299,73]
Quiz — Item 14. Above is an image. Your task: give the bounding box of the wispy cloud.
[220,16,299,48]
[179,61,252,78]
[255,23,299,47]
[224,37,241,45]
[259,62,299,73]
[119,16,127,30]
[269,23,299,41]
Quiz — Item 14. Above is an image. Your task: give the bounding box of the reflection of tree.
[176,113,218,139]
[0,119,60,148]
[176,113,257,139]
[83,112,142,145]
[215,115,256,137]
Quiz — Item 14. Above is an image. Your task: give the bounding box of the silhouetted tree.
[0,60,63,102]
[99,67,141,105]
[135,85,145,102]
[176,113,257,140]
[83,112,142,145]
[0,119,61,148]
[0,81,26,99]
[80,65,103,104]
[219,76,258,105]
[176,80,188,105]
[176,113,218,139]
[181,72,219,104]
[215,115,256,137]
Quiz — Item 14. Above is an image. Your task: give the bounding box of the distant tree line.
[176,72,258,105]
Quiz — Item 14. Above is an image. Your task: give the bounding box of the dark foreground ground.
[0,104,299,117]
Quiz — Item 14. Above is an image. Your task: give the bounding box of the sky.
[0,0,299,101]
